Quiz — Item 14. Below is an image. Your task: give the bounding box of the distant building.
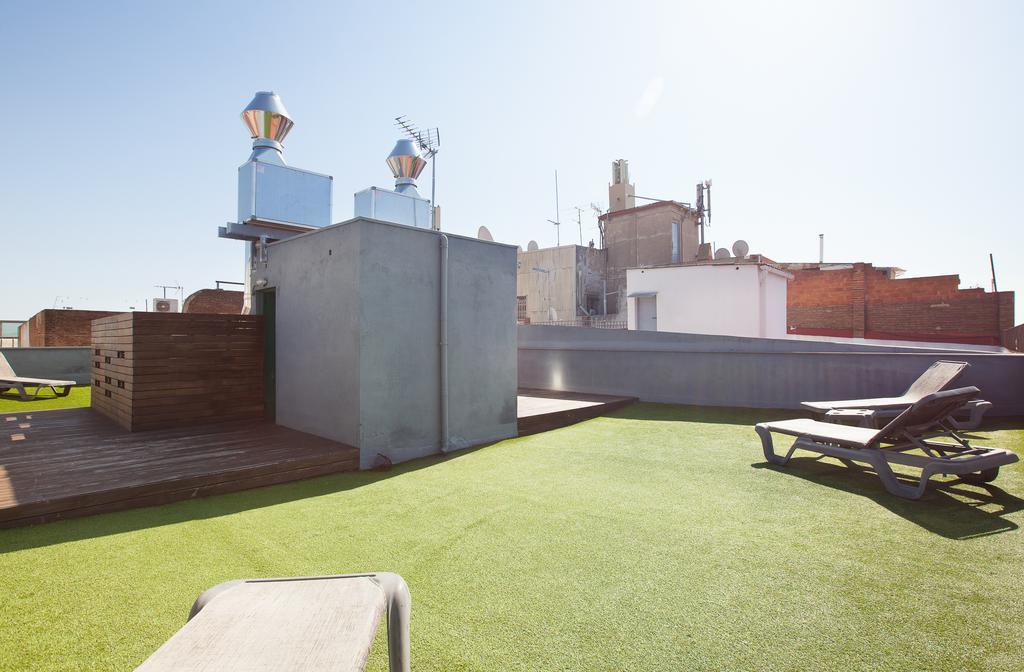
[183,288,244,315]
[598,162,702,315]
[516,244,606,324]
[626,258,792,337]
[782,262,1014,346]
[23,309,120,347]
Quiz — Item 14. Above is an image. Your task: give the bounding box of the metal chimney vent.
[386,139,427,196]
[241,91,294,164]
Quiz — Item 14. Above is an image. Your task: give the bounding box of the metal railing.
[527,317,627,330]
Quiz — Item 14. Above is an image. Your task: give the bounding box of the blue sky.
[2,0,1021,319]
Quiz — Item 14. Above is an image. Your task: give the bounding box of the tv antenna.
[695,179,712,245]
[572,206,585,246]
[395,116,441,229]
[155,284,183,300]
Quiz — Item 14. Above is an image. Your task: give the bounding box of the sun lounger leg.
[863,453,931,500]
[14,383,30,401]
[949,401,992,431]
[755,424,799,466]
[54,385,71,398]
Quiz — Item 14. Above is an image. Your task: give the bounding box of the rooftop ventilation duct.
[386,139,428,197]
[219,91,333,313]
[353,139,431,228]
[241,91,294,165]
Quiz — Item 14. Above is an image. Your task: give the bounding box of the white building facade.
[626,262,792,338]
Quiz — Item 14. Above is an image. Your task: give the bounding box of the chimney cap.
[386,139,428,182]
[241,91,294,144]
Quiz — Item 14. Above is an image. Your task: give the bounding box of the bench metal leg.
[373,572,411,672]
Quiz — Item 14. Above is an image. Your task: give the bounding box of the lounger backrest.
[0,352,16,378]
[874,386,980,441]
[902,360,968,400]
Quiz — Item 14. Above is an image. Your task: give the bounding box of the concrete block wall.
[0,347,92,384]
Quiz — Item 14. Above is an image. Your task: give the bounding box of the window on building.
[671,221,681,263]
[517,296,528,322]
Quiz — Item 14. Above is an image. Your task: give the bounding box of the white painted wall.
[626,264,790,338]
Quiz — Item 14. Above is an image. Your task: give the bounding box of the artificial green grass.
[1,404,1022,671]
[0,385,90,412]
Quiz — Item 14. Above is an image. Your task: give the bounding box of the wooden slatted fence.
[91,313,264,431]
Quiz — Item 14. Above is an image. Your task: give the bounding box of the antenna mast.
[695,179,712,246]
[154,284,182,300]
[590,203,606,249]
[395,116,441,229]
[546,169,561,247]
[573,206,585,245]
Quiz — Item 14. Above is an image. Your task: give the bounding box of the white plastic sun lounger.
[756,387,1018,500]
[0,353,75,401]
[135,572,411,672]
[801,360,992,430]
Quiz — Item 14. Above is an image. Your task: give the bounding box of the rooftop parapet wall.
[518,325,1024,416]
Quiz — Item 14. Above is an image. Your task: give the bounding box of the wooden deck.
[0,408,358,528]
[0,390,634,528]
[516,389,636,436]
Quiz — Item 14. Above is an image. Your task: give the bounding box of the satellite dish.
[477,226,493,241]
[732,239,749,258]
[517,245,524,253]
[714,248,731,260]
[527,240,539,252]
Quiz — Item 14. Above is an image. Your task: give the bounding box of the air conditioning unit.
[153,298,179,313]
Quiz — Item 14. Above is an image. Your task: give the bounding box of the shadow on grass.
[0,445,491,554]
[753,456,1023,540]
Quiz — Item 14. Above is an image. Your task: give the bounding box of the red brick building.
[25,309,121,347]
[182,289,243,315]
[784,263,1014,346]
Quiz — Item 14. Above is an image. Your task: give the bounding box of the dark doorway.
[258,289,276,423]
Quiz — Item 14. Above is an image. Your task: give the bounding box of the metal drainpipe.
[439,234,449,452]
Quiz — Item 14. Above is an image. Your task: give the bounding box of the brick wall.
[182,289,244,315]
[787,263,1014,345]
[27,309,121,347]
[1005,323,1024,352]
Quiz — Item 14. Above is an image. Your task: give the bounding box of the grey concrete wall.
[258,224,362,449]
[0,347,92,384]
[518,326,1024,415]
[445,234,519,448]
[259,217,518,470]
